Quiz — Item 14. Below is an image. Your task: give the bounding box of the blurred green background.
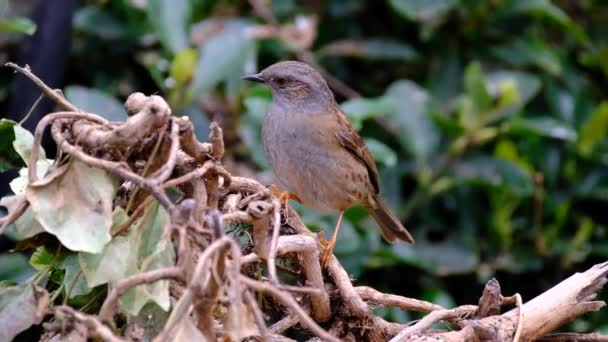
[1,0,608,333]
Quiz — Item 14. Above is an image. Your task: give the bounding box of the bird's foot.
[319,231,336,268]
[269,184,302,209]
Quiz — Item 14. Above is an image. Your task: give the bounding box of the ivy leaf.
[26,160,117,253]
[60,255,91,299]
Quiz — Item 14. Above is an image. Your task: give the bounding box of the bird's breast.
[262,108,369,212]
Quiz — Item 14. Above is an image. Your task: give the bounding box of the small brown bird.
[243,61,414,265]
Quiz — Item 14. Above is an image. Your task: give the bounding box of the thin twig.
[0,196,29,232]
[513,293,523,342]
[243,289,269,340]
[98,266,182,322]
[5,62,79,111]
[53,306,126,342]
[19,93,45,125]
[240,276,340,342]
[389,305,478,341]
[29,112,107,183]
[267,199,281,285]
[355,286,444,313]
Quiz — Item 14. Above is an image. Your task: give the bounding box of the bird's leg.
[320,209,345,267]
[269,184,302,208]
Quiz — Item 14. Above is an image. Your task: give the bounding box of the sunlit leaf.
[464,61,492,114]
[29,246,54,271]
[170,48,198,86]
[0,17,36,35]
[485,70,541,114]
[65,86,128,122]
[578,102,608,157]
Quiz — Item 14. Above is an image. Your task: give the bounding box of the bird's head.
[242,61,334,108]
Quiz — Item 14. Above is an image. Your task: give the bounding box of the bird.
[242,61,414,266]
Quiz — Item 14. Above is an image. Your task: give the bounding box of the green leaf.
[60,255,91,298]
[464,61,492,114]
[0,17,36,35]
[384,80,439,161]
[0,284,48,342]
[170,48,198,86]
[0,253,33,282]
[500,0,570,25]
[325,218,360,256]
[73,6,127,40]
[392,240,478,275]
[491,38,561,76]
[318,38,419,62]
[241,95,271,168]
[509,116,578,142]
[421,287,456,308]
[389,0,458,22]
[341,96,397,130]
[0,119,21,172]
[190,19,256,99]
[364,138,397,167]
[65,86,128,122]
[79,233,132,288]
[147,0,191,54]
[29,246,54,271]
[81,202,174,316]
[578,102,608,157]
[26,160,117,253]
[452,156,534,196]
[485,70,541,114]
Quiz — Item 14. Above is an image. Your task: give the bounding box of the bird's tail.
[369,195,414,244]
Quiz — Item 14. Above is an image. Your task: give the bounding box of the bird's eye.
[275,77,287,87]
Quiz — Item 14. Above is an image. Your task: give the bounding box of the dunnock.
[243,61,414,265]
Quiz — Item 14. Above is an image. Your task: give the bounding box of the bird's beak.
[241,73,265,83]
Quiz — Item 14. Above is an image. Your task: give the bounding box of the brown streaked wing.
[333,108,380,194]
